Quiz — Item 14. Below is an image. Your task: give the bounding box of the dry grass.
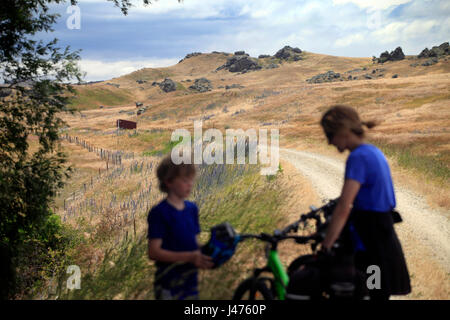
[52,50,450,300]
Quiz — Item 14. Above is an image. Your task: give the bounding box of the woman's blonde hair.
[320,105,377,140]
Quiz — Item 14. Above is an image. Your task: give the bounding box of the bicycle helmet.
[201,222,240,268]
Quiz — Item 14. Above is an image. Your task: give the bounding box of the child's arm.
[148,239,213,268]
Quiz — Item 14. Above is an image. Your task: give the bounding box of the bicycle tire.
[232,278,274,300]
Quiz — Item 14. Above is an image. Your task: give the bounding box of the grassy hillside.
[51,162,287,300]
[68,84,135,110]
[28,46,449,300]
[65,49,449,191]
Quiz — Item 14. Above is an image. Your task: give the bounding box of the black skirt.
[349,209,411,295]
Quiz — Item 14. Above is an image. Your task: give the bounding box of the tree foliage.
[1,0,183,299]
[0,0,83,299]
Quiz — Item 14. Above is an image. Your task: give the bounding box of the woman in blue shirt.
[319,105,411,300]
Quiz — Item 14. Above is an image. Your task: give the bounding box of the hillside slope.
[51,46,450,300]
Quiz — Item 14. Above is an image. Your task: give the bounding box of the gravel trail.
[280,148,450,273]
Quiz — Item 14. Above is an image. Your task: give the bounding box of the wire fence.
[61,133,136,166]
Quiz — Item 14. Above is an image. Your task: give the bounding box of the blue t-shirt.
[147,199,200,298]
[345,143,396,212]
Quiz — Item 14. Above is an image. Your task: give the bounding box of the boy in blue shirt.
[147,156,213,300]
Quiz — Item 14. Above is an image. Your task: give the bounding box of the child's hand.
[191,250,214,269]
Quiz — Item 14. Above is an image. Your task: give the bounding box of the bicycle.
[232,199,340,300]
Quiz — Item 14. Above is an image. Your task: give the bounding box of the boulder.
[418,42,449,58]
[234,51,247,56]
[266,63,279,69]
[376,47,405,63]
[421,57,438,66]
[212,51,229,55]
[158,78,176,92]
[391,47,405,60]
[274,46,303,60]
[225,84,244,90]
[178,52,202,63]
[189,78,213,92]
[418,48,431,58]
[307,70,341,84]
[216,55,262,73]
[258,54,271,59]
[137,106,148,116]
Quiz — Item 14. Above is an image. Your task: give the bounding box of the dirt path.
[279,147,450,299]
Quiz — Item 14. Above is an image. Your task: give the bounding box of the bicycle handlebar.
[238,233,319,244]
[237,198,338,245]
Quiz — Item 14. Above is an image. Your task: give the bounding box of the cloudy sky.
[43,0,449,81]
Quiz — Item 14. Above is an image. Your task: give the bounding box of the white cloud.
[332,0,412,11]
[335,33,366,47]
[65,0,450,72]
[80,0,249,20]
[371,21,408,43]
[77,57,178,81]
[371,19,441,44]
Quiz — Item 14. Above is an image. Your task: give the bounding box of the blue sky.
[43,0,450,81]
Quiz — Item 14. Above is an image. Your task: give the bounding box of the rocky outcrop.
[234,51,247,56]
[307,68,385,83]
[212,51,229,56]
[158,78,176,92]
[225,84,244,90]
[178,52,202,63]
[137,106,149,116]
[306,70,342,83]
[189,78,213,92]
[376,47,405,63]
[216,54,262,73]
[274,46,303,61]
[418,42,449,58]
[421,57,439,66]
[258,54,271,59]
[266,63,279,69]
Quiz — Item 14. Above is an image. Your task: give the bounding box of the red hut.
[116,119,137,130]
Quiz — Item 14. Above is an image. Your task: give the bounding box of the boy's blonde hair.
[156,155,196,193]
